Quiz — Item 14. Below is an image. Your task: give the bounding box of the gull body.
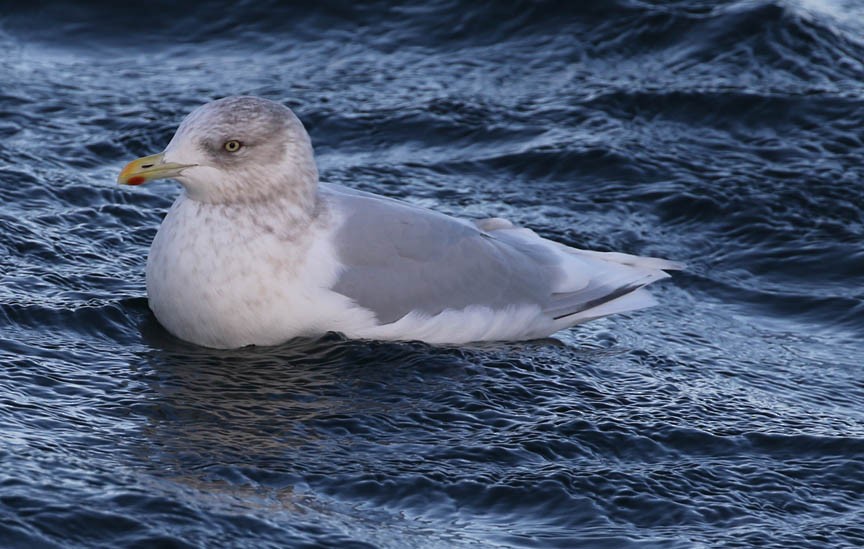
[119,96,680,349]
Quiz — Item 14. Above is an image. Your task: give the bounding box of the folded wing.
[322,184,679,327]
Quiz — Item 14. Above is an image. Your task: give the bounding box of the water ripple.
[0,1,862,547]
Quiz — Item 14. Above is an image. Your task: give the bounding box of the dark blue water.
[2,1,863,547]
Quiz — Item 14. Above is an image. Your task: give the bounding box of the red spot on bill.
[127,176,146,186]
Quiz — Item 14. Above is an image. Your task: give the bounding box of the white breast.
[145,195,374,348]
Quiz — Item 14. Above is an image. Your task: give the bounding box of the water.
[1,1,863,547]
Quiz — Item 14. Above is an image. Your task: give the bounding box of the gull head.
[118,96,318,205]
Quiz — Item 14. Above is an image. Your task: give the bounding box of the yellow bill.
[118,152,194,186]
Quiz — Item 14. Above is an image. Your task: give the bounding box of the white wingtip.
[568,249,685,271]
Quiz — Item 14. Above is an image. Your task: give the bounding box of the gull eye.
[223,140,242,153]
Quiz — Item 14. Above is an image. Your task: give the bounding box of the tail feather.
[486,223,681,326]
[555,288,659,325]
[543,246,679,324]
[565,248,685,271]
[544,270,667,320]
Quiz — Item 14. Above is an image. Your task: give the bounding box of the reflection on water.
[135,314,471,483]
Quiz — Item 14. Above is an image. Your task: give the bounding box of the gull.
[118,96,680,349]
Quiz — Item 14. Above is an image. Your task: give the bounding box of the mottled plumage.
[119,96,680,349]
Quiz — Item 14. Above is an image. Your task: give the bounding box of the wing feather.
[321,183,679,326]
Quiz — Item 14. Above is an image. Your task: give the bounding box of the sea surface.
[1,1,863,547]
